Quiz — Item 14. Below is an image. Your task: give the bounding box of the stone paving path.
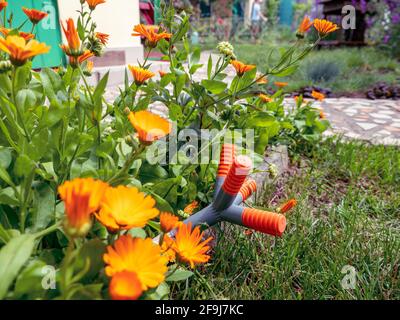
[104,52,400,146]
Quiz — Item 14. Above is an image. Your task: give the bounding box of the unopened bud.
[217,41,235,57]
[268,163,278,178]
[0,60,12,73]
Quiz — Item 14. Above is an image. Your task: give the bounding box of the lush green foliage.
[0,2,329,300]
[172,138,400,299]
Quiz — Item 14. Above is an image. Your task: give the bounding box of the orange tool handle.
[222,155,252,195]
[239,179,257,202]
[217,144,236,177]
[242,208,286,236]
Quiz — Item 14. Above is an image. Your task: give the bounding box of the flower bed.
[0,1,336,300]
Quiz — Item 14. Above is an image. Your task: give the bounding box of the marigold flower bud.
[268,163,278,178]
[0,60,12,73]
[217,41,234,57]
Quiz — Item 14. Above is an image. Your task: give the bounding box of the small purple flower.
[383,34,390,44]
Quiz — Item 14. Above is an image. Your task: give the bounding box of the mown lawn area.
[233,44,399,96]
[172,137,400,299]
[201,27,399,96]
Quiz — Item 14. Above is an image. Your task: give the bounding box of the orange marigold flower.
[311,90,325,101]
[256,74,268,84]
[132,24,171,47]
[313,19,339,37]
[22,7,48,24]
[274,81,288,88]
[128,65,155,85]
[58,178,109,237]
[128,110,171,144]
[69,50,94,68]
[173,222,212,269]
[96,185,159,232]
[19,31,34,41]
[161,234,176,263]
[96,32,109,45]
[159,70,167,77]
[319,111,326,119]
[109,271,142,300]
[0,28,34,41]
[231,60,256,77]
[297,16,313,37]
[60,18,81,56]
[86,60,94,72]
[160,212,181,233]
[277,199,297,214]
[104,235,168,290]
[183,200,198,215]
[259,94,272,103]
[0,35,49,66]
[86,0,106,10]
[0,1,8,13]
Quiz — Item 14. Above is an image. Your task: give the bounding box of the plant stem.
[107,144,146,185]
[60,238,76,299]
[34,221,62,239]
[12,67,31,142]
[78,66,102,168]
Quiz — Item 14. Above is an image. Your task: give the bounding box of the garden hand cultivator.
[178,144,287,237]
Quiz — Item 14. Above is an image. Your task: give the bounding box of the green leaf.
[93,72,109,122]
[273,65,298,77]
[166,269,194,282]
[147,191,174,212]
[207,55,212,79]
[189,63,203,75]
[247,112,277,128]
[146,281,170,300]
[30,183,55,233]
[159,72,174,87]
[13,260,47,299]
[174,73,186,96]
[168,103,183,121]
[77,17,85,40]
[0,224,20,244]
[68,283,103,300]
[0,166,14,187]
[74,239,106,282]
[127,228,147,239]
[40,68,65,107]
[0,187,19,206]
[14,154,34,178]
[41,104,68,128]
[14,63,32,92]
[0,234,36,299]
[139,163,169,183]
[15,89,37,113]
[201,79,227,94]
[171,16,190,43]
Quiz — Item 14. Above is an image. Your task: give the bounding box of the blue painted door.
[6,0,65,68]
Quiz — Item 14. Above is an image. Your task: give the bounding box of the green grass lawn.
[201,27,399,95]
[171,137,400,299]
[232,44,399,95]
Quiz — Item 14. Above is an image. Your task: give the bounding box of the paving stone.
[370,113,393,119]
[375,129,391,136]
[373,119,389,124]
[357,122,378,130]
